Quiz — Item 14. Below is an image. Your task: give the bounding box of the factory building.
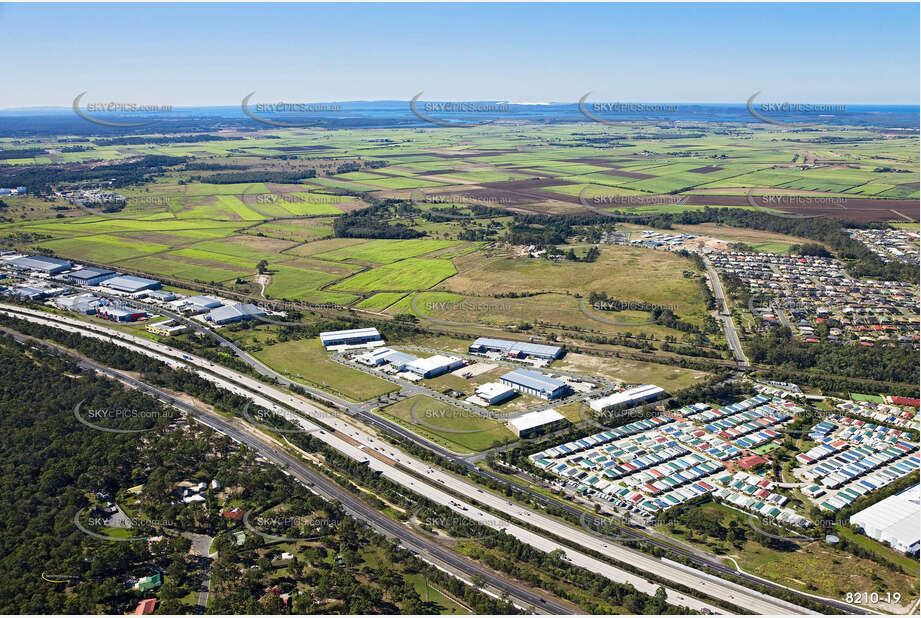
[12,285,50,300]
[507,409,568,438]
[319,327,383,350]
[589,384,666,413]
[474,382,516,405]
[63,267,116,286]
[140,290,178,302]
[146,320,190,336]
[102,275,162,293]
[10,255,73,275]
[207,303,266,325]
[356,347,419,370]
[469,337,563,360]
[98,306,147,322]
[405,355,464,379]
[53,293,101,315]
[849,485,920,555]
[180,295,223,313]
[500,369,571,401]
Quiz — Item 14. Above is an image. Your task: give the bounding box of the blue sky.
[0,2,918,108]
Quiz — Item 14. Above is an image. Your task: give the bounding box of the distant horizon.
[3,100,921,112]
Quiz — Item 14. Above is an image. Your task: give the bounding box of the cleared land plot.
[553,353,711,392]
[661,502,918,612]
[443,246,706,319]
[380,394,516,454]
[641,222,827,250]
[253,338,397,401]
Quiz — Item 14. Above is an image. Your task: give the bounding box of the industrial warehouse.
[507,409,568,438]
[319,327,384,350]
[500,368,571,400]
[590,384,667,413]
[468,337,564,361]
[404,355,465,379]
[9,255,73,275]
[102,275,162,293]
[848,485,920,555]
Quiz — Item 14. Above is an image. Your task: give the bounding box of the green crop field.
[119,255,246,283]
[40,235,170,263]
[183,182,270,196]
[263,264,345,301]
[312,238,460,264]
[355,292,407,311]
[331,258,457,292]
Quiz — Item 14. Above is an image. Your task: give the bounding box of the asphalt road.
[702,255,750,366]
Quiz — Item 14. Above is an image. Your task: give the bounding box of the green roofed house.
[134,573,162,592]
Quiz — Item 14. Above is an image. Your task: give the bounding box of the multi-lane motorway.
[0,303,848,615]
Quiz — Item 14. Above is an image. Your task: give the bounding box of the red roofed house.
[222,507,244,521]
[737,455,769,471]
[133,599,157,615]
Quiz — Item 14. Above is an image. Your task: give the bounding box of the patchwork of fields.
[0,123,915,348]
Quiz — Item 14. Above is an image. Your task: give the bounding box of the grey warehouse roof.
[471,337,562,357]
[501,368,567,391]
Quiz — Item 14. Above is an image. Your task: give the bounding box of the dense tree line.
[188,170,317,184]
[181,162,249,171]
[0,147,47,160]
[92,134,234,146]
[0,155,186,194]
[333,202,424,239]
[789,242,832,257]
